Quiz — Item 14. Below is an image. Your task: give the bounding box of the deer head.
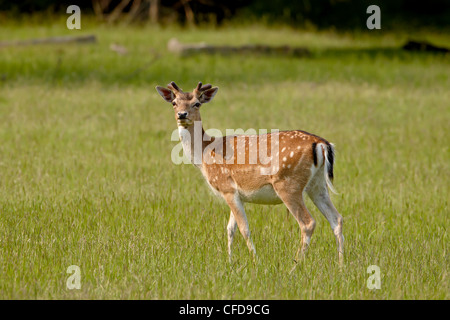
[156,81,219,128]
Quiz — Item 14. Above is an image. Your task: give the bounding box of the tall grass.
[0,19,448,299]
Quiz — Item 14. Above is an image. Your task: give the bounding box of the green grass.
[0,18,448,299]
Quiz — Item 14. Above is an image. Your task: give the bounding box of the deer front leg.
[227,210,237,262]
[223,193,256,259]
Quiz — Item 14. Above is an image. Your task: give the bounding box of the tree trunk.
[149,0,159,24]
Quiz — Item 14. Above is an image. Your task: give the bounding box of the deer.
[156,81,344,265]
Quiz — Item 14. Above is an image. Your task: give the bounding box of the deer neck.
[178,120,211,169]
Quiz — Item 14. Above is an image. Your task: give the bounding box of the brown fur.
[156,82,344,264]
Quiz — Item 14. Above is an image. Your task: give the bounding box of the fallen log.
[402,40,449,53]
[0,35,97,48]
[168,38,310,57]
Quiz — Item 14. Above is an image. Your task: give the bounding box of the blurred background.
[1,0,450,29]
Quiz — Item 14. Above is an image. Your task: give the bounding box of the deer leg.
[226,210,237,262]
[306,175,344,265]
[273,181,316,261]
[223,193,256,258]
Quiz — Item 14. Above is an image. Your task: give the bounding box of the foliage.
[0,0,449,29]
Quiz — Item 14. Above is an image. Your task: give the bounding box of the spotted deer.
[156,81,344,264]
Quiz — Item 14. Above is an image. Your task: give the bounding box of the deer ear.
[198,87,219,104]
[156,86,175,103]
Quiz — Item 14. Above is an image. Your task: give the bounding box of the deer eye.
[172,101,177,107]
[193,102,201,108]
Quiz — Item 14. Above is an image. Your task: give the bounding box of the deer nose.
[177,112,188,119]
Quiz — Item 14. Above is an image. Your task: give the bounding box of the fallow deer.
[156,81,344,264]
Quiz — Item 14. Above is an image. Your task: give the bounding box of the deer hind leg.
[273,181,316,261]
[226,210,237,261]
[223,193,256,259]
[306,173,344,264]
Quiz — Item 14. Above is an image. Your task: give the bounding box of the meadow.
[0,18,448,299]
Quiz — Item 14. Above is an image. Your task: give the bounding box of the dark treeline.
[1,0,449,29]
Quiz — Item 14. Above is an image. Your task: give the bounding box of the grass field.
[0,18,448,299]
